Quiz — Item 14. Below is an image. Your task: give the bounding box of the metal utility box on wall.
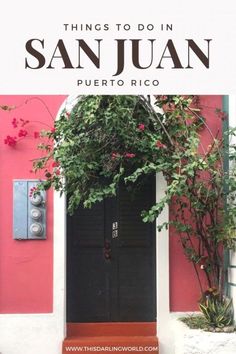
[13,180,46,240]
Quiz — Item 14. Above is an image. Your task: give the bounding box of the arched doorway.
[55,95,170,354]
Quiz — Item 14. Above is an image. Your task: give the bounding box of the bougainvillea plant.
[2,95,236,317]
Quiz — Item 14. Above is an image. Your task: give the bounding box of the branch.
[138,95,174,146]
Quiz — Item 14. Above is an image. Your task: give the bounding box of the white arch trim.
[53,95,172,353]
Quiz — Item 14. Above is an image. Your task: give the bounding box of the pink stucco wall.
[0,95,66,313]
[0,95,223,313]
[169,95,223,311]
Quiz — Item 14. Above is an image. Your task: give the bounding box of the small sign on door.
[112,222,118,230]
[112,230,118,239]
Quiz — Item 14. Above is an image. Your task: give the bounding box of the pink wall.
[169,95,223,311]
[0,95,65,313]
[0,95,223,313]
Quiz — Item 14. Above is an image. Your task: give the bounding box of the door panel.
[67,176,156,322]
[71,202,106,247]
[67,200,112,322]
[69,251,111,322]
[118,180,154,247]
[118,249,155,321]
[116,178,156,321]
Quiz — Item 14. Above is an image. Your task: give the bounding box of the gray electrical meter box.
[13,180,46,240]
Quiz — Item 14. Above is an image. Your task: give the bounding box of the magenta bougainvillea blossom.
[155,140,167,149]
[11,117,29,128]
[111,152,120,160]
[124,152,136,158]
[11,118,18,128]
[112,152,136,159]
[34,131,40,139]
[18,129,28,137]
[29,186,38,197]
[52,161,60,168]
[138,123,145,131]
[4,135,17,147]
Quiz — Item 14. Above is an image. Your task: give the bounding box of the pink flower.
[34,131,40,139]
[138,123,145,131]
[20,118,29,127]
[161,95,168,100]
[29,186,37,197]
[51,127,56,133]
[52,161,60,167]
[18,129,28,137]
[111,152,120,160]
[124,152,136,158]
[11,117,18,128]
[156,140,167,149]
[4,135,17,147]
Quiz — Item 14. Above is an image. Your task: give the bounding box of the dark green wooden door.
[67,176,156,322]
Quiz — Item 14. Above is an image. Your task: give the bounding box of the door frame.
[53,95,171,352]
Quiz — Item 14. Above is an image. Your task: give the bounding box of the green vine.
[7,95,236,300]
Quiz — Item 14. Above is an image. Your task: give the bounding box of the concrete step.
[62,323,158,354]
